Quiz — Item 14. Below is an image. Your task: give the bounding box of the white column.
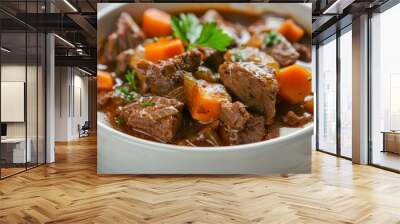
[46,33,55,163]
[352,14,369,164]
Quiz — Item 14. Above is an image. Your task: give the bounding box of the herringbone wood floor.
[0,136,400,224]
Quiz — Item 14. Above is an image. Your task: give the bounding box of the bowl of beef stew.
[97,3,313,174]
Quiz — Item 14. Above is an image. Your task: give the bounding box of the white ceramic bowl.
[97,3,313,174]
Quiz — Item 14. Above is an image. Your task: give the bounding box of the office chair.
[79,121,90,138]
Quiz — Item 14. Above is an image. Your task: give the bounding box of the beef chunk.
[293,42,311,62]
[135,60,183,95]
[198,47,224,72]
[265,123,280,140]
[246,32,299,67]
[99,13,145,65]
[220,101,250,130]
[282,111,312,127]
[239,115,265,144]
[263,32,299,67]
[165,86,185,102]
[115,45,145,76]
[224,47,279,71]
[219,62,279,125]
[176,121,222,147]
[135,49,202,95]
[194,66,219,83]
[98,89,139,110]
[97,91,113,109]
[120,96,184,142]
[115,49,134,76]
[219,103,265,146]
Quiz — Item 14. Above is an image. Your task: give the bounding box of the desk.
[1,138,31,164]
[381,131,400,154]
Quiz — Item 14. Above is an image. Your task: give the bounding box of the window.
[339,27,352,158]
[370,3,400,171]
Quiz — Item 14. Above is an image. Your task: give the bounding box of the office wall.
[54,67,70,141]
[0,64,41,139]
[54,67,89,141]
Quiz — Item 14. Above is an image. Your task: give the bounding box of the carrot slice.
[142,8,172,37]
[304,96,314,114]
[278,19,304,42]
[184,75,231,124]
[276,64,311,104]
[144,38,184,62]
[97,71,113,91]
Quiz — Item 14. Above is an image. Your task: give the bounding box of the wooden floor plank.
[0,136,400,223]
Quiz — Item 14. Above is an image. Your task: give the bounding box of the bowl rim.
[98,115,313,152]
[97,3,314,152]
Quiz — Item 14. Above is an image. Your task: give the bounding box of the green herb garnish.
[264,31,282,47]
[117,86,129,95]
[171,13,202,45]
[115,116,125,126]
[195,22,233,51]
[171,13,232,52]
[235,44,244,62]
[125,70,137,91]
[116,86,135,103]
[140,101,156,108]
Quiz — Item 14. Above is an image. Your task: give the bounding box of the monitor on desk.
[1,123,7,138]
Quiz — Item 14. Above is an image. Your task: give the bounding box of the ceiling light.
[54,34,75,48]
[1,47,11,53]
[63,0,78,12]
[323,0,354,15]
[78,67,93,76]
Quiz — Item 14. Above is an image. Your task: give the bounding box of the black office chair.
[78,121,90,138]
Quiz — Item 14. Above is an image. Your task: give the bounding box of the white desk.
[1,138,31,163]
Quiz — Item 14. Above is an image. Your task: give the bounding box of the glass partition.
[0,31,28,177]
[27,31,38,169]
[0,1,46,179]
[317,36,337,154]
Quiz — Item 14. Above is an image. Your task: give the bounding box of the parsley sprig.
[116,86,135,103]
[140,101,156,108]
[264,31,282,47]
[235,44,245,62]
[125,70,137,92]
[115,116,125,126]
[171,13,232,52]
[116,70,137,103]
